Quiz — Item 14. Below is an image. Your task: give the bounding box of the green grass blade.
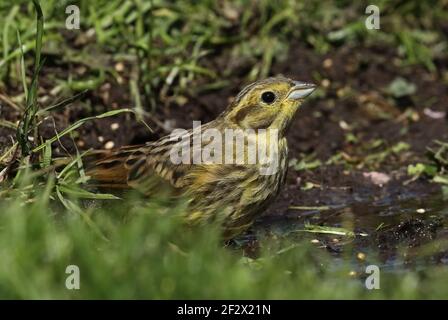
[32,109,136,152]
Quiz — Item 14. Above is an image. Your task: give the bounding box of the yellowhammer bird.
[86,76,316,239]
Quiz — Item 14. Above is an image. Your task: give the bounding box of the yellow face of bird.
[224,77,316,136]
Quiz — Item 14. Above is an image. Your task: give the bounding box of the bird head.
[223,76,316,137]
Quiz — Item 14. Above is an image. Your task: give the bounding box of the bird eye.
[261,91,276,104]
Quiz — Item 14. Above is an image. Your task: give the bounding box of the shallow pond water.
[252,190,448,271]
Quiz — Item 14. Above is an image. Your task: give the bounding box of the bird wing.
[85,132,194,197]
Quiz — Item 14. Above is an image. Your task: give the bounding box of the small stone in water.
[311,239,320,244]
[416,208,426,214]
[111,123,119,130]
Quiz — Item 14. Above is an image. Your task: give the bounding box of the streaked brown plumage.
[86,76,316,239]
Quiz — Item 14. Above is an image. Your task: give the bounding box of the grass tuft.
[16,0,44,156]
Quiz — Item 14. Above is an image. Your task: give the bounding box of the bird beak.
[287,82,316,100]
